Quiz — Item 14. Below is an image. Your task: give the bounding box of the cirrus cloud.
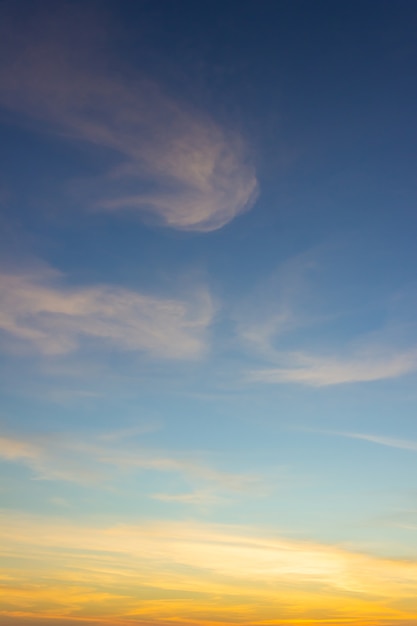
[250,349,417,387]
[0,9,258,232]
[0,429,260,497]
[0,268,214,359]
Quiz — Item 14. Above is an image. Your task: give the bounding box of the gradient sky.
[1,1,417,625]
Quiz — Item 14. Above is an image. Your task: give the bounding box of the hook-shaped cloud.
[0,12,258,231]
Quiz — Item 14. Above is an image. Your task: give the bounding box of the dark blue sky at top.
[0,0,416,295]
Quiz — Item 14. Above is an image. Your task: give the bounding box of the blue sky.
[1,1,417,624]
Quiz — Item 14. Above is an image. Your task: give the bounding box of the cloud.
[0,268,213,359]
[152,489,224,506]
[0,433,103,484]
[250,349,417,386]
[234,251,417,387]
[332,431,417,452]
[235,254,319,360]
[0,436,40,462]
[0,10,258,231]
[2,514,417,625]
[0,430,258,496]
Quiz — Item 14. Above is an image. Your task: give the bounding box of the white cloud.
[334,431,417,452]
[0,268,213,359]
[0,14,257,231]
[250,349,417,386]
[234,252,417,388]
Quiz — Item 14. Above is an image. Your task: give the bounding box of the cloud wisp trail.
[328,430,417,452]
[0,267,214,359]
[250,349,417,386]
[0,9,258,231]
[0,430,260,495]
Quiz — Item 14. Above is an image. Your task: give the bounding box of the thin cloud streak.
[332,431,417,452]
[250,349,417,386]
[0,268,213,359]
[151,489,224,506]
[0,431,259,495]
[0,12,258,231]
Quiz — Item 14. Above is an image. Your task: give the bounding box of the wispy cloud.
[2,513,417,625]
[0,9,257,231]
[0,433,102,484]
[0,430,259,497]
[152,489,225,507]
[331,430,417,452]
[235,254,319,361]
[0,267,213,359]
[250,348,417,387]
[234,250,417,387]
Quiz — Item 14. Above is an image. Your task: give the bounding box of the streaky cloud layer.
[1,514,417,625]
[0,268,213,359]
[0,10,258,231]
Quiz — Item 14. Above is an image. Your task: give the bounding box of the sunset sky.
[1,1,417,625]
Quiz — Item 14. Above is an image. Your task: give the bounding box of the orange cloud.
[1,514,417,625]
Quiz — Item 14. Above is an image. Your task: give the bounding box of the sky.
[0,1,417,624]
